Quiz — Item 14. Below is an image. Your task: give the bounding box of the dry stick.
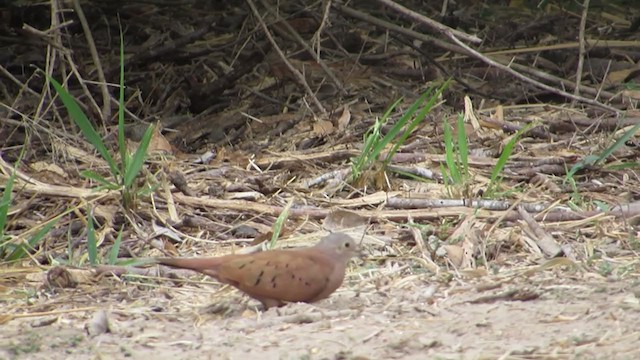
[0,155,108,199]
[335,4,493,99]
[377,0,620,113]
[58,62,101,118]
[313,0,332,58]
[172,191,640,223]
[500,201,640,223]
[594,58,613,103]
[20,23,70,52]
[0,65,40,96]
[484,39,640,56]
[240,84,299,110]
[38,4,101,124]
[108,22,217,76]
[0,64,39,97]
[334,4,464,55]
[0,307,99,323]
[573,0,590,101]
[34,1,63,125]
[245,0,327,116]
[0,109,71,141]
[508,61,617,101]
[517,206,562,258]
[447,35,621,114]
[72,0,111,122]
[338,3,618,104]
[258,0,346,95]
[390,34,498,100]
[375,0,481,44]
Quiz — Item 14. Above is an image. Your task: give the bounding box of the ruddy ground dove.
[155,232,359,309]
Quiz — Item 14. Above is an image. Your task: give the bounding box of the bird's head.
[317,232,361,259]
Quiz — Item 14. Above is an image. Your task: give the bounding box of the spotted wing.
[215,250,335,303]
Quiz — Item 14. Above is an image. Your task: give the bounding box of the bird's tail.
[155,257,223,276]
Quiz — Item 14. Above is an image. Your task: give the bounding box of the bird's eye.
[344,242,351,248]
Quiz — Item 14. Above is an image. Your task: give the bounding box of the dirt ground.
[2,263,640,360]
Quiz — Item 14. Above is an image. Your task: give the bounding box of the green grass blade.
[269,199,293,250]
[48,76,119,177]
[116,258,154,267]
[443,118,461,183]
[108,227,123,265]
[0,170,15,243]
[67,224,74,264]
[353,122,379,173]
[117,23,128,175]
[7,215,61,261]
[488,123,535,194]
[81,170,119,189]
[439,162,451,188]
[488,146,512,193]
[595,122,640,162]
[606,162,640,170]
[387,81,450,163]
[566,122,640,179]
[123,124,153,188]
[350,80,449,184]
[566,154,599,180]
[379,93,429,160]
[0,148,27,258]
[456,113,468,175]
[351,98,402,180]
[383,96,429,163]
[87,207,98,265]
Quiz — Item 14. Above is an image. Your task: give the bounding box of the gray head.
[315,232,359,259]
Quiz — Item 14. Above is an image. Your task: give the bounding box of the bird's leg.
[259,298,287,310]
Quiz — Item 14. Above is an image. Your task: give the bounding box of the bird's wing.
[215,250,335,303]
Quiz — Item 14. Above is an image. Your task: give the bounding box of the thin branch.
[447,35,621,114]
[258,0,346,95]
[507,60,617,101]
[0,64,39,97]
[573,0,590,100]
[72,0,111,122]
[375,0,482,44]
[246,0,327,116]
[369,0,619,112]
[334,3,465,56]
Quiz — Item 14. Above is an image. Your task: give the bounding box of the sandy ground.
[2,266,639,360]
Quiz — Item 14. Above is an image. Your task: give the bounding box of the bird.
[155,232,359,309]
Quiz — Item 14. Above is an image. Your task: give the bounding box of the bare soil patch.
[2,270,640,359]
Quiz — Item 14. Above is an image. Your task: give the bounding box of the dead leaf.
[27,268,93,285]
[442,244,464,267]
[31,317,59,328]
[30,162,67,178]
[323,209,369,231]
[46,266,77,289]
[93,204,118,227]
[605,65,640,86]
[85,310,112,337]
[313,119,334,136]
[159,237,178,255]
[622,89,640,100]
[126,123,173,156]
[148,124,173,154]
[461,237,476,269]
[463,96,480,130]
[337,105,351,131]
